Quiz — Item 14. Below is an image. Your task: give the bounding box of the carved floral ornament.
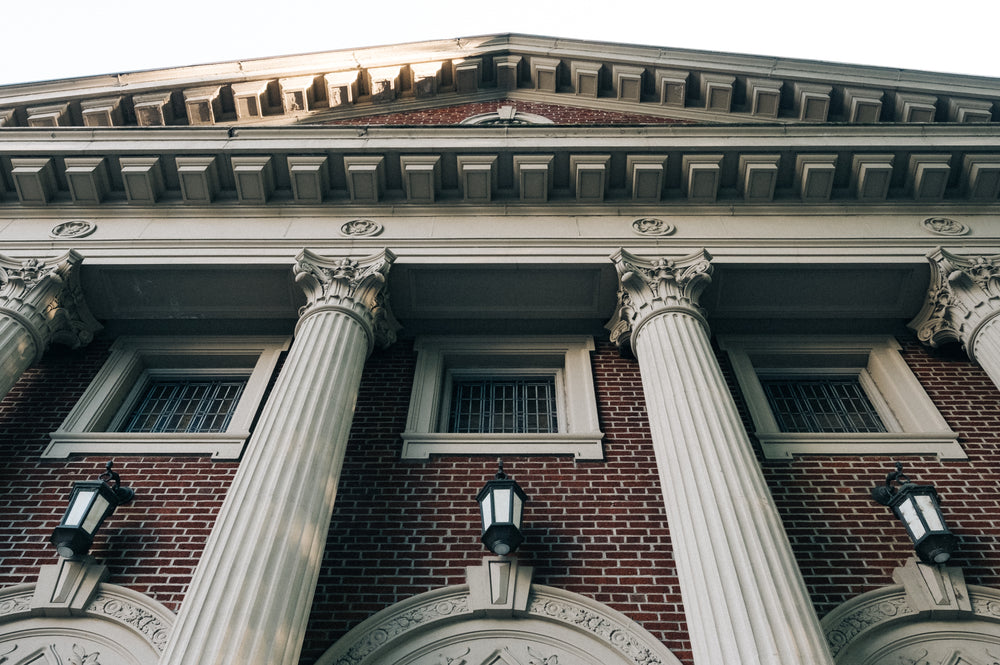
[631,218,676,237]
[908,248,1000,357]
[314,559,680,665]
[921,217,970,237]
[0,582,173,665]
[292,248,401,351]
[50,220,97,239]
[340,219,383,237]
[605,248,714,357]
[821,559,1000,664]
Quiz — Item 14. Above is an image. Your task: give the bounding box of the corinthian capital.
[0,250,101,356]
[293,248,400,351]
[606,248,714,357]
[908,248,1000,359]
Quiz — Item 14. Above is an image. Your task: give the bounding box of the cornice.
[1,34,997,131]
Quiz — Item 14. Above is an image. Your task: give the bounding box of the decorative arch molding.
[821,558,1000,664]
[0,574,173,665]
[315,558,681,665]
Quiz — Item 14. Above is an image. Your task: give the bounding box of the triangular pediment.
[1,34,997,129]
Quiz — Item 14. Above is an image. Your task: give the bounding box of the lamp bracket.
[872,461,915,505]
[100,460,134,504]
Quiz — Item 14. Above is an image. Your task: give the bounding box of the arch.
[315,559,681,665]
[0,581,173,665]
[821,559,1000,664]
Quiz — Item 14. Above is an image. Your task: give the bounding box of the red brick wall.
[300,340,690,664]
[0,341,237,612]
[720,339,1000,618]
[321,99,693,126]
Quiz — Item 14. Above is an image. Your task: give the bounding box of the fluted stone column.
[0,250,100,399]
[159,249,399,665]
[909,248,1000,391]
[607,249,833,665]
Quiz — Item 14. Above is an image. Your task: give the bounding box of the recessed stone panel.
[701,74,735,112]
[793,83,832,121]
[454,59,483,94]
[64,157,110,204]
[963,154,1000,200]
[570,61,602,97]
[324,71,359,108]
[895,92,938,122]
[343,155,385,202]
[10,157,57,204]
[287,156,329,204]
[231,156,275,203]
[738,155,780,202]
[399,155,441,202]
[908,154,951,201]
[656,69,688,106]
[852,154,894,201]
[795,154,837,201]
[494,55,522,91]
[367,66,401,104]
[569,155,610,202]
[410,62,443,98]
[26,103,69,127]
[613,65,645,103]
[175,156,220,203]
[531,57,561,93]
[513,155,554,202]
[81,97,123,127]
[626,155,667,202]
[231,81,270,120]
[843,87,883,123]
[456,155,497,202]
[947,97,994,123]
[120,156,164,203]
[746,79,782,118]
[183,86,222,125]
[279,76,317,113]
[133,92,174,126]
[682,154,723,202]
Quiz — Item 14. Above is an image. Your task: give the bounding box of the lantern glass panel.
[63,488,98,527]
[494,487,512,523]
[512,492,523,529]
[916,494,945,531]
[481,493,493,530]
[897,497,926,540]
[82,493,112,535]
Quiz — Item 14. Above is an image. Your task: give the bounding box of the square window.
[45,336,290,460]
[719,336,964,460]
[401,336,604,460]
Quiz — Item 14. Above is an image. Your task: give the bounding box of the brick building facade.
[1,34,999,665]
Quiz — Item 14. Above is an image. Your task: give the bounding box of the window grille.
[760,376,886,433]
[119,378,247,433]
[449,377,558,434]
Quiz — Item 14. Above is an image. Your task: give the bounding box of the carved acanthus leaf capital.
[0,250,101,354]
[606,248,714,356]
[293,248,401,350]
[908,248,1000,356]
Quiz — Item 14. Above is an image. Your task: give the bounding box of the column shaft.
[159,249,397,665]
[634,311,832,664]
[609,249,832,665]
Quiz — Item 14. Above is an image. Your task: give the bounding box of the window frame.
[401,336,604,460]
[443,368,564,435]
[718,336,965,460]
[45,336,290,460]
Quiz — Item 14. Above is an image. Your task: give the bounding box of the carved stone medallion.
[631,218,675,236]
[921,217,970,236]
[340,219,384,237]
[50,220,97,239]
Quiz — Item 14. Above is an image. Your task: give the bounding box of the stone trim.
[314,561,681,665]
[0,581,174,655]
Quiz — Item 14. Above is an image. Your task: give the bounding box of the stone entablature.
[0,35,997,129]
[1,125,999,207]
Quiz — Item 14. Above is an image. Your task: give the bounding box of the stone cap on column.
[908,247,1000,360]
[292,248,401,353]
[606,248,713,358]
[0,250,102,361]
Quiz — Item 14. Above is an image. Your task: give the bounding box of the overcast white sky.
[2,0,997,86]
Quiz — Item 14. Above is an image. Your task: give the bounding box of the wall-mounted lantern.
[871,462,958,564]
[476,460,528,556]
[51,461,134,559]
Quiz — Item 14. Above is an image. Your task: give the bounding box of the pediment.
[1,34,998,130]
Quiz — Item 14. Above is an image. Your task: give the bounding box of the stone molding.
[606,248,713,357]
[314,559,681,665]
[821,559,1000,663]
[0,250,101,361]
[908,247,1000,360]
[293,248,400,353]
[0,579,174,656]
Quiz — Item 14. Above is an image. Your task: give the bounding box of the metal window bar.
[760,376,886,433]
[449,377,558,434]
[120,378,247,433]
